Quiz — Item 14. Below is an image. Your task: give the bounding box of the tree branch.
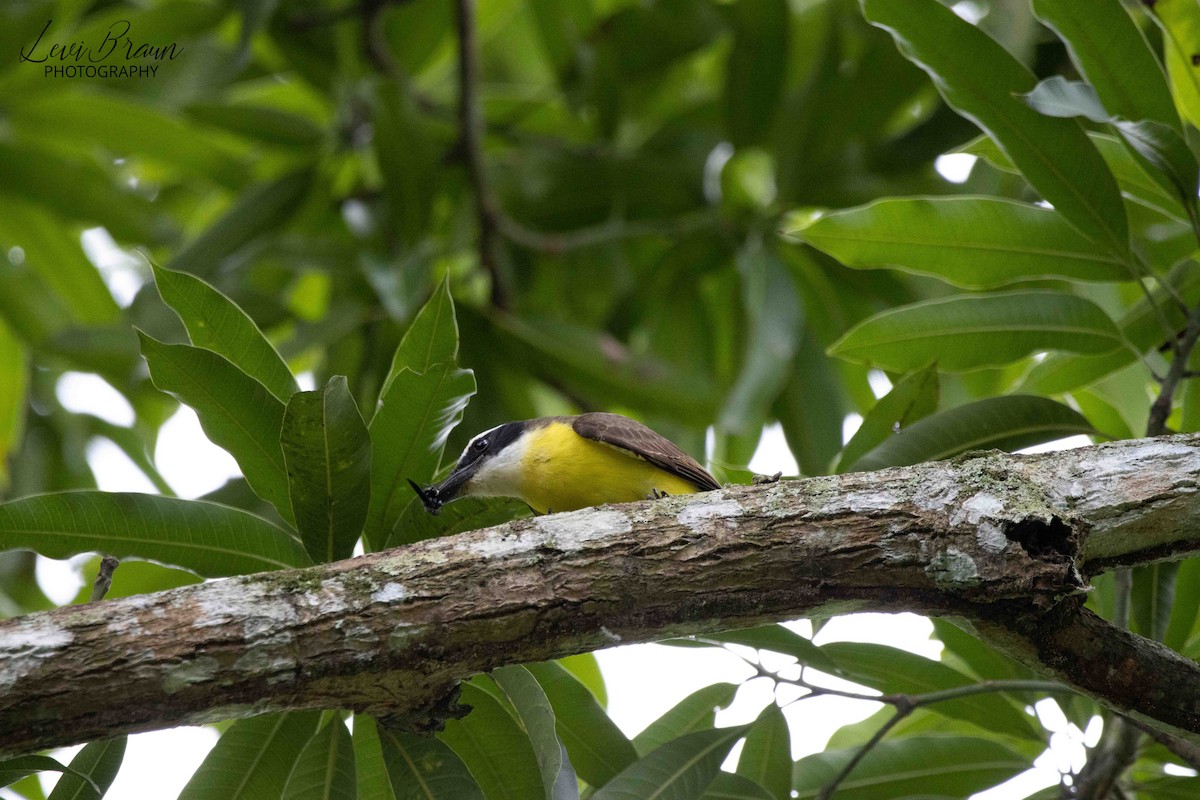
[3,436,1200,756]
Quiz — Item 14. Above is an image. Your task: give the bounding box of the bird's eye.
[473,439,488,452]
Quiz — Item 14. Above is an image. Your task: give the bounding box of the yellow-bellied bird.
[410,412,720,515]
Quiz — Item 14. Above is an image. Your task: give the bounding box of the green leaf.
[1132,562,1179,642]
[150,262,298,403]
[0,756,98,794]
[592,726,749,800]
[558,653,607,709]
[862,0,1129,256]
[438,683,543,800]
[666,625,842,677]
[1022,76,1111,123]
[1021,262,1200,393]
[493,666,581,800]
[9,93,249,189]
[822,642,1037,739]
[0,492,309,576]
[525,661,638,788]
[837,365,938,473]
[737,705,790,800]
[374,83,438,246]
[1148,0,1200,131]
[851,395,1095,472]
[138,332,294,525]
[389,496,529,549]
[281,377,371,563]
[382,278,460,387]
[0,199,121,326]
[775,330,849,476]
[724,0,788,146]
[1031,0,1180,131]
[375,723,484,800]
[792,736,1028,799]
[632,683,740,757]
[169,168,315,279]
[829,291,1122,372]
[720,246,803,436]
[351,715,396,800]
[1112,119,1200,214]
[47,737,125,800]
[366,363,476,552]
[186,103,325,150]
[282,719,356,800]
[701,772,775,800]
[0,142,158,243]
[179,712,322,800]
[931,619,1035,683]
[793,197,1130,288]
[0,320,25,492]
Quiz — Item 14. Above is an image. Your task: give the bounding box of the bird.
[409,412,720,516]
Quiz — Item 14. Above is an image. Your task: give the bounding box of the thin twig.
[454,0,507,309]
[90,556,119,603]
[1147,302,1200,436]
[816,710,909,800]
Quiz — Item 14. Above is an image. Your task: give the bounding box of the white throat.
[463,433,530,499]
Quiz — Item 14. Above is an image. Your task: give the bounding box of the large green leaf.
[169,168,316,278]
[724,0,788,146]
[792,736,1028,799]
[47,737,126,800]
[366,363,476,552]
[525,661,638,789]
[0,142,159,243]
[0,756,98,794]
[382,278,460,383]
[352,715,397,800]
[493,666,581,800]
[179,712,322,800]
[720,245,803,435]
[438,683,543,800]
[8,92,248,189]
[0,492,308,576]
[736,705,791,800]
[862,0,1129,256]
[376,723,484,800]
[822,642,1038,739]
[281,376,371,563]
[282,719,356,800]
[1020,263,1200,392]
[138,332,294,525]
[1032,0,1179,130]
[851,395,1095,472]
[793,197,1129,288]
[775,330,849,476]
[1149,0,1200,131]
[829,292,1121,372]
[837,364,938,473]
[0,199,121,326]
[592,726,749,800]
[701,773,774,800]
[151,262,298,403]
[632,683,740,757]
[665,625,842,676]
[0,320,25,492]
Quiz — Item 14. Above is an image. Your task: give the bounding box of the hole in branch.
[1004,516,1075,560]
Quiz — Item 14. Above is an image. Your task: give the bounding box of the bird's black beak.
[409,464,475,516]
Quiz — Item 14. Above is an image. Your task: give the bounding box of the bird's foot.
[647,488,671,500]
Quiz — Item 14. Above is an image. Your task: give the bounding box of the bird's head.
[410,421,529,514]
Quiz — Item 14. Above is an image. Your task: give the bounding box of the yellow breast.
[517,422,703,514]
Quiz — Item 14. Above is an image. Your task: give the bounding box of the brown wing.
[572,412,720,491]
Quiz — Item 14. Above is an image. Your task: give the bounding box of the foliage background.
[1,0,1200,797]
